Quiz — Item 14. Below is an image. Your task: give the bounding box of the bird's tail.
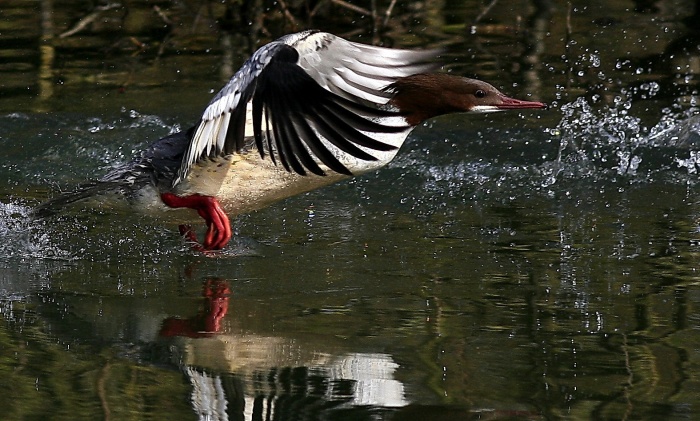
[33,182,122,218]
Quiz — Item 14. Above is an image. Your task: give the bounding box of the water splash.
[87,108,181,134]
[0,200,71,260]
[552,95,696,185]
[395,94,700,215]
[547,95,649,181]
[1,110,182,189]
[80,109,181,170]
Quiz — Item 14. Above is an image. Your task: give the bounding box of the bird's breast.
[217,154,348,215]
[175,141,405,217]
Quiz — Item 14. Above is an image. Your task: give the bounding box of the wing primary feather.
[216,112,231,154]
[308,112,379,162]
[283,107,329,176]
[226,96,247,155]
[279,112,322,175]
[268,101,294,173]
[322,100,406,137]
[262,60,378,167]
[276,108,306,175]
[293,112,353,175]
[313,102,399,152]
[267,89,304,174]
[289,113,341,175]
[271,86,330,176]
[255,49,353,176]
[255,49,409,172]
[264,104,277,166]
[252,96,266,159]
[332,93,409,120]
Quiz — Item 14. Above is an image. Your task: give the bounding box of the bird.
[36,30,546,251]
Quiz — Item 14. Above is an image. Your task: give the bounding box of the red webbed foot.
[159,279,231,337]
[160,193,232,250]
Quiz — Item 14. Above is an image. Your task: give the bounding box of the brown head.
[385,73,546,126]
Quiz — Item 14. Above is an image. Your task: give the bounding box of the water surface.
[1,1,700,419]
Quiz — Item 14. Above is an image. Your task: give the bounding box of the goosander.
[37,30,545,251]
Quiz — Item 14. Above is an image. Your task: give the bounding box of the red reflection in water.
[159,279,231,338]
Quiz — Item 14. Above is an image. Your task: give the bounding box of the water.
[2,92,700,420]
[2,1,700,420]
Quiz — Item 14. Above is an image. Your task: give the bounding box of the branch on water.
[59,3,122,39]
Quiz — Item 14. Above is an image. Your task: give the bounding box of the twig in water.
[382,0,398,29]
[59,3,122,38]
[474,0,499,24]
[330,0,372,16]
[277,0,301,30]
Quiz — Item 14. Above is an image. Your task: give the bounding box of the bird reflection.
[159,278,231,337]
[156,277,409,420]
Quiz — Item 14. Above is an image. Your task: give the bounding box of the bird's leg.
[160,193,232,250]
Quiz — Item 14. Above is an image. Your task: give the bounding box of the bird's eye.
[475,90,486,98]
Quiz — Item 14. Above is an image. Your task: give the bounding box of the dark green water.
[2,0,700,419]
